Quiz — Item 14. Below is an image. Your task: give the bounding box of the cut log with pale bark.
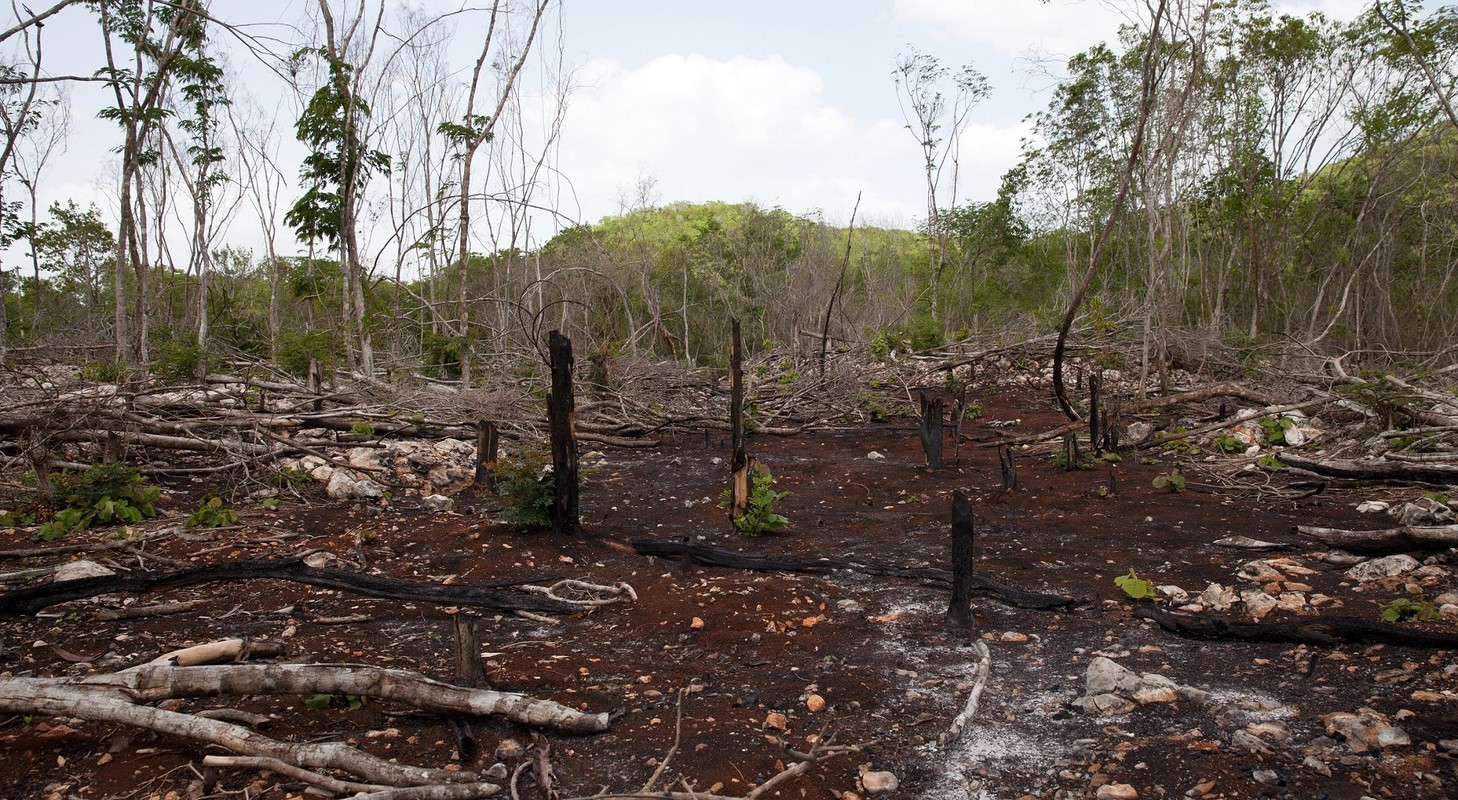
[1280,455,1458,485]
[1294,523,1458,554]
[0,558,579,616]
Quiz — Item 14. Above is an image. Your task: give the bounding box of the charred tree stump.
[729,320,750,518]
[919,393,945,470]
[1062,432,1083,471]
[950,381,969,464]
[547,331,582,538]
[307,357,323,412]
[474,421,499,491]
[945,491,976,628]
[1088,372,1101,454]
[999,445,1018,491]
[449,616,489,764]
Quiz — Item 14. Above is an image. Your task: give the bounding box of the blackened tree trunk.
[945,491,976,627]
[547,330,581,537]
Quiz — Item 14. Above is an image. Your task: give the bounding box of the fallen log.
[1294,523,1458,554]
[65,663,612,733]
[1280,454,1458,485]
[630,539,1078,610]
[1134,605,1458,648]
[0,558,579,617]
[1,680,480,788]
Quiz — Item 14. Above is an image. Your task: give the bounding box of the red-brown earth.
[2,380,1456,800]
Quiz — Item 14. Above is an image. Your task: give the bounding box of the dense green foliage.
[3,0,1457,380]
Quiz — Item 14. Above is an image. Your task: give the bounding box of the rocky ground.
[2,370,1457,800]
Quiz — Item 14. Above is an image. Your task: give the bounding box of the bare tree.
[893,46,989,323]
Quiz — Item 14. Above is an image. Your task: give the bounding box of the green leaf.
[302,694,334,710]
[1114,569,1156,600]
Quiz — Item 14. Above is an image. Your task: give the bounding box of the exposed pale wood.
[1294,523,1458,554]
[1281,454,1458,485]
[0,680,476,787]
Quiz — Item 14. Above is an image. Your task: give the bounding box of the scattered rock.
[999,631,1030,643]
[1301,756,1331,776]
[53,560,114,582]
[1240,589,1278,621]
[484,763,509,780]
[690,617,705,630]
[806,694,826,713]
[763,711,789,731]
[1344,555,1420,583]
[1199,583,1236,612]
[859,769,898,794]
[493,739,525,761]
[1356,500,1390,513]
[421,494,453,512]
[1095,783,1137,800]
[1390,497,1456,526]
[1086,657,1141,696]
[1252,769,1281,786]
[1323,708,1410,752]
[325,470,384,501]
[865,451,886,461]
[1079,693,1137,716]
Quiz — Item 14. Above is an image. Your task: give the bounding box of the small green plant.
[779,369,799,384]
[273,466,313,489]
[186,496,240,528]
[1423,490,1450,504]
[1258,416,1296,446]
[350,420,375,436]
[962,400,983,420]
[1257,453,1286,470]
[1378,591,1441,623]
[1152,471,1186,493]
[35,464,160,541]
[1114,569,1157,600]
[258,497,282,510]
[868,330,892,360]
[490,447,555,528]
[860,394,890,423]
[719,466,789,536]
[1212,433,1246,453]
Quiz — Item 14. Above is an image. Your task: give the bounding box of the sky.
[6,0,1374,262]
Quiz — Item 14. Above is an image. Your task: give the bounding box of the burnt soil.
[2,383,1457,800]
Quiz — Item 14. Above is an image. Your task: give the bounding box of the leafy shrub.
[421,332,465,380]
[36,464,160,541]
[80,360,125,383]
[489,447,554,528]
[276,330,340,379]
[350,420,375,436]
[1212,433,1246,453]
[719,465,789,536]
[186,496,240,528]
[153,333,209,381]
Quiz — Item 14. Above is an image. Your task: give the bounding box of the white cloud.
[894,0,1134,59]
[558,53,1027,229]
